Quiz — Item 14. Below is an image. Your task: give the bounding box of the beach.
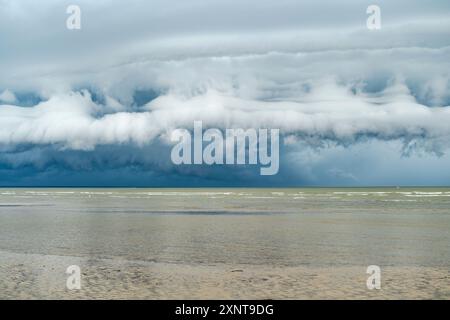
[0,188,449,299]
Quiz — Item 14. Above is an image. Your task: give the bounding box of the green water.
[0,188,449,267]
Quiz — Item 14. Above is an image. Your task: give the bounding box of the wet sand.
[0,188,449,299]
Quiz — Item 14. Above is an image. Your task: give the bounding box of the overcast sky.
[0,0,450,186]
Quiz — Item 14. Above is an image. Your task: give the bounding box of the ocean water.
[0,188,449,268]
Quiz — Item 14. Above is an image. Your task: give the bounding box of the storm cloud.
[0,0,450,186]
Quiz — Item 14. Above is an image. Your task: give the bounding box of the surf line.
[170,121,280,176]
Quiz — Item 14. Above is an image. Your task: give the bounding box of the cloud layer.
[0,0,450,186]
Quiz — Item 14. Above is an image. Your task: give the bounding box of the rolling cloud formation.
[0,0,450,186]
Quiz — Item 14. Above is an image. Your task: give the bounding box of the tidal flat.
[0,188,449,299]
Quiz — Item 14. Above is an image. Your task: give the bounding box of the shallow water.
[0,188,449,267]
[0,188,449,299]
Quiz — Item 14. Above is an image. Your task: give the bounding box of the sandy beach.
[0,188,449,299]
[1,250,449,299]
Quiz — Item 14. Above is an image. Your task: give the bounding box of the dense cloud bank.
[0,0,450,185]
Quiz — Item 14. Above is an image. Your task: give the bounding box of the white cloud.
[0,0,449,185]
[0,89,17,103]
[1,83,449,155]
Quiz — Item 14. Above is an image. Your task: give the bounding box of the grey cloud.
[0,0,450,185]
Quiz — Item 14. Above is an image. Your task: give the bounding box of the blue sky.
[0,0,450,186]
